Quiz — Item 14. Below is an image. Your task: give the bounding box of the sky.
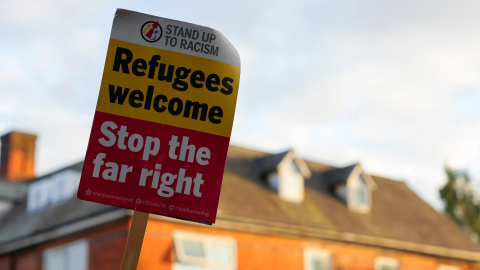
[1,0,480,210]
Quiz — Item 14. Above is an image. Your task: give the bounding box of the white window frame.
[173,231,237,270]
[43,239,88,270]
[437,265,461,270]
[304,248,331,270]
[278,160,305,203]
[347,174,371,213]
[268,160,305,203]
[374,256,400,270]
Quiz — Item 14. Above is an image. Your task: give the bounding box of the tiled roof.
[218,145,480,254]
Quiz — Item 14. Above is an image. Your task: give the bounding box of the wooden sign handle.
[121,210,149,270]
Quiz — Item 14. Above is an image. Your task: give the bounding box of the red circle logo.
[141,21,162,43]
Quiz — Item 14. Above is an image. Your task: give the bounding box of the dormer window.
[325,164,376,213]
[268,159,304,203]
[27,169,81,213]
[348,174,371,213]
[257,150,311,203]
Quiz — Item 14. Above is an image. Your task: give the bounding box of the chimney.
[0,131,37,181]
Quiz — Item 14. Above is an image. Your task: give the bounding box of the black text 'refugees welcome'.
[112,47,234,94]
[105,47,237,125]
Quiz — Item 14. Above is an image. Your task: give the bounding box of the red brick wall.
[0,219,129,270]
[87,219,129,270]
[0,256,11,270]
[0,217,478,270]
[138,218,479,270]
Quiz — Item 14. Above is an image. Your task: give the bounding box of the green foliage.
[439,167,480,241]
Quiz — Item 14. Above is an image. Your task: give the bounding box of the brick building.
[0,131,479,270]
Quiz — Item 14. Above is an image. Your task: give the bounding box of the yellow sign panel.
[96,39,240,137]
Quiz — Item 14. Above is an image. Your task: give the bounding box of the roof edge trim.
[0,209,129,255]
[213,214,480,262]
